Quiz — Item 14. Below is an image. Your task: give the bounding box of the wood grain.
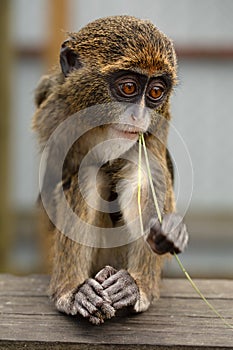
[0,275,233,349]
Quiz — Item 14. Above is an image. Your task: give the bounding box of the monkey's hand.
[96,266,139,311]
[71,278,115,325]
[147,213,188,255]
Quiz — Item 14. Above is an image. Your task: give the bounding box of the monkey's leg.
[49,172,115,324]
[49,234,115,325]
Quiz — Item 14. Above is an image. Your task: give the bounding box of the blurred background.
[0,0,233,277]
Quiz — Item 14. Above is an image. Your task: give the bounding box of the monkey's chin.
[110,124,141,141]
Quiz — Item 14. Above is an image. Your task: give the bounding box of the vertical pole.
[45,0,68,68]
[0,0,11,271]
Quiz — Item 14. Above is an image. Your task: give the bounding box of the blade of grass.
[137,135,144,235]
[138,133,233,329]
[141,134,162,223]
[174,252,233,329]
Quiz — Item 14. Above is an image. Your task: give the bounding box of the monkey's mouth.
[110,124,143,140]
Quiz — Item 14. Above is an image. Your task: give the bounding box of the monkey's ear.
[60,41,82,76]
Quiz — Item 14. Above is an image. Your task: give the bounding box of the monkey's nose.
[127,105,146,122]
[130,113,137,121]
[119,104,150,132]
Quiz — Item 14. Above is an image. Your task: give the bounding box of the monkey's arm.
[147,148,188,255]
[49,236,115,325]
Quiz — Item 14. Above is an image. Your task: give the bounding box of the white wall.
[70,0,233,45]
[10,58,44,209]
[171,60,233,211]
[10,0,49,209]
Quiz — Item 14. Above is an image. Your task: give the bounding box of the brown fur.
[33,16,177,314]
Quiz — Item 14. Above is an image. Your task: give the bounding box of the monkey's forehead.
[67,16,177,79]
[100,49,177,81]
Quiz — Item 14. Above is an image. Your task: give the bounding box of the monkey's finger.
[102,269,135,289]
[73,293,104,323]
[102,271,121,289]
[87,278,105,295]
[162,213,183,233]
[104,280,123,296]
[179,223,189,245]
[166,221,188,251]
[95,265,118,284]
[80,282,111,306]
[85,278,112,303]
[78,286,115,319]
[75,291,99,315]
[89,315,104,325]
[171,224,189,254]
[181,226,189,250]
[71,301,90,318]
[109,285,137,304]
[113,293,138,310]
[100,302,116,319]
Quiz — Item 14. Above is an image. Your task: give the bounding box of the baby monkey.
[33,15,188,325]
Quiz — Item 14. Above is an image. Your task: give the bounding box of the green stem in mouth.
[141,133,162,224]
[137,133,144,236]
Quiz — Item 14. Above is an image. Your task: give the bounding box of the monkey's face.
[105,69,172,140]
[72,68,172,163]
[59,16,177,159]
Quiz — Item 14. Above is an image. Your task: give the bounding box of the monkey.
[33,15,188,325]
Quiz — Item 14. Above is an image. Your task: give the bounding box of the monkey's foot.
[71,278,115,325]
[147,213,188,255]
[98,268,139,310]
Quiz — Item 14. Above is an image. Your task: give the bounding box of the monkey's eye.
[147,82,165,102]
[116,80,139,98]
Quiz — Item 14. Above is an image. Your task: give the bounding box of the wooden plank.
[0,275,233,349]
[161,279,233,299]
[0,275,49,296]
[1,275,233,299]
